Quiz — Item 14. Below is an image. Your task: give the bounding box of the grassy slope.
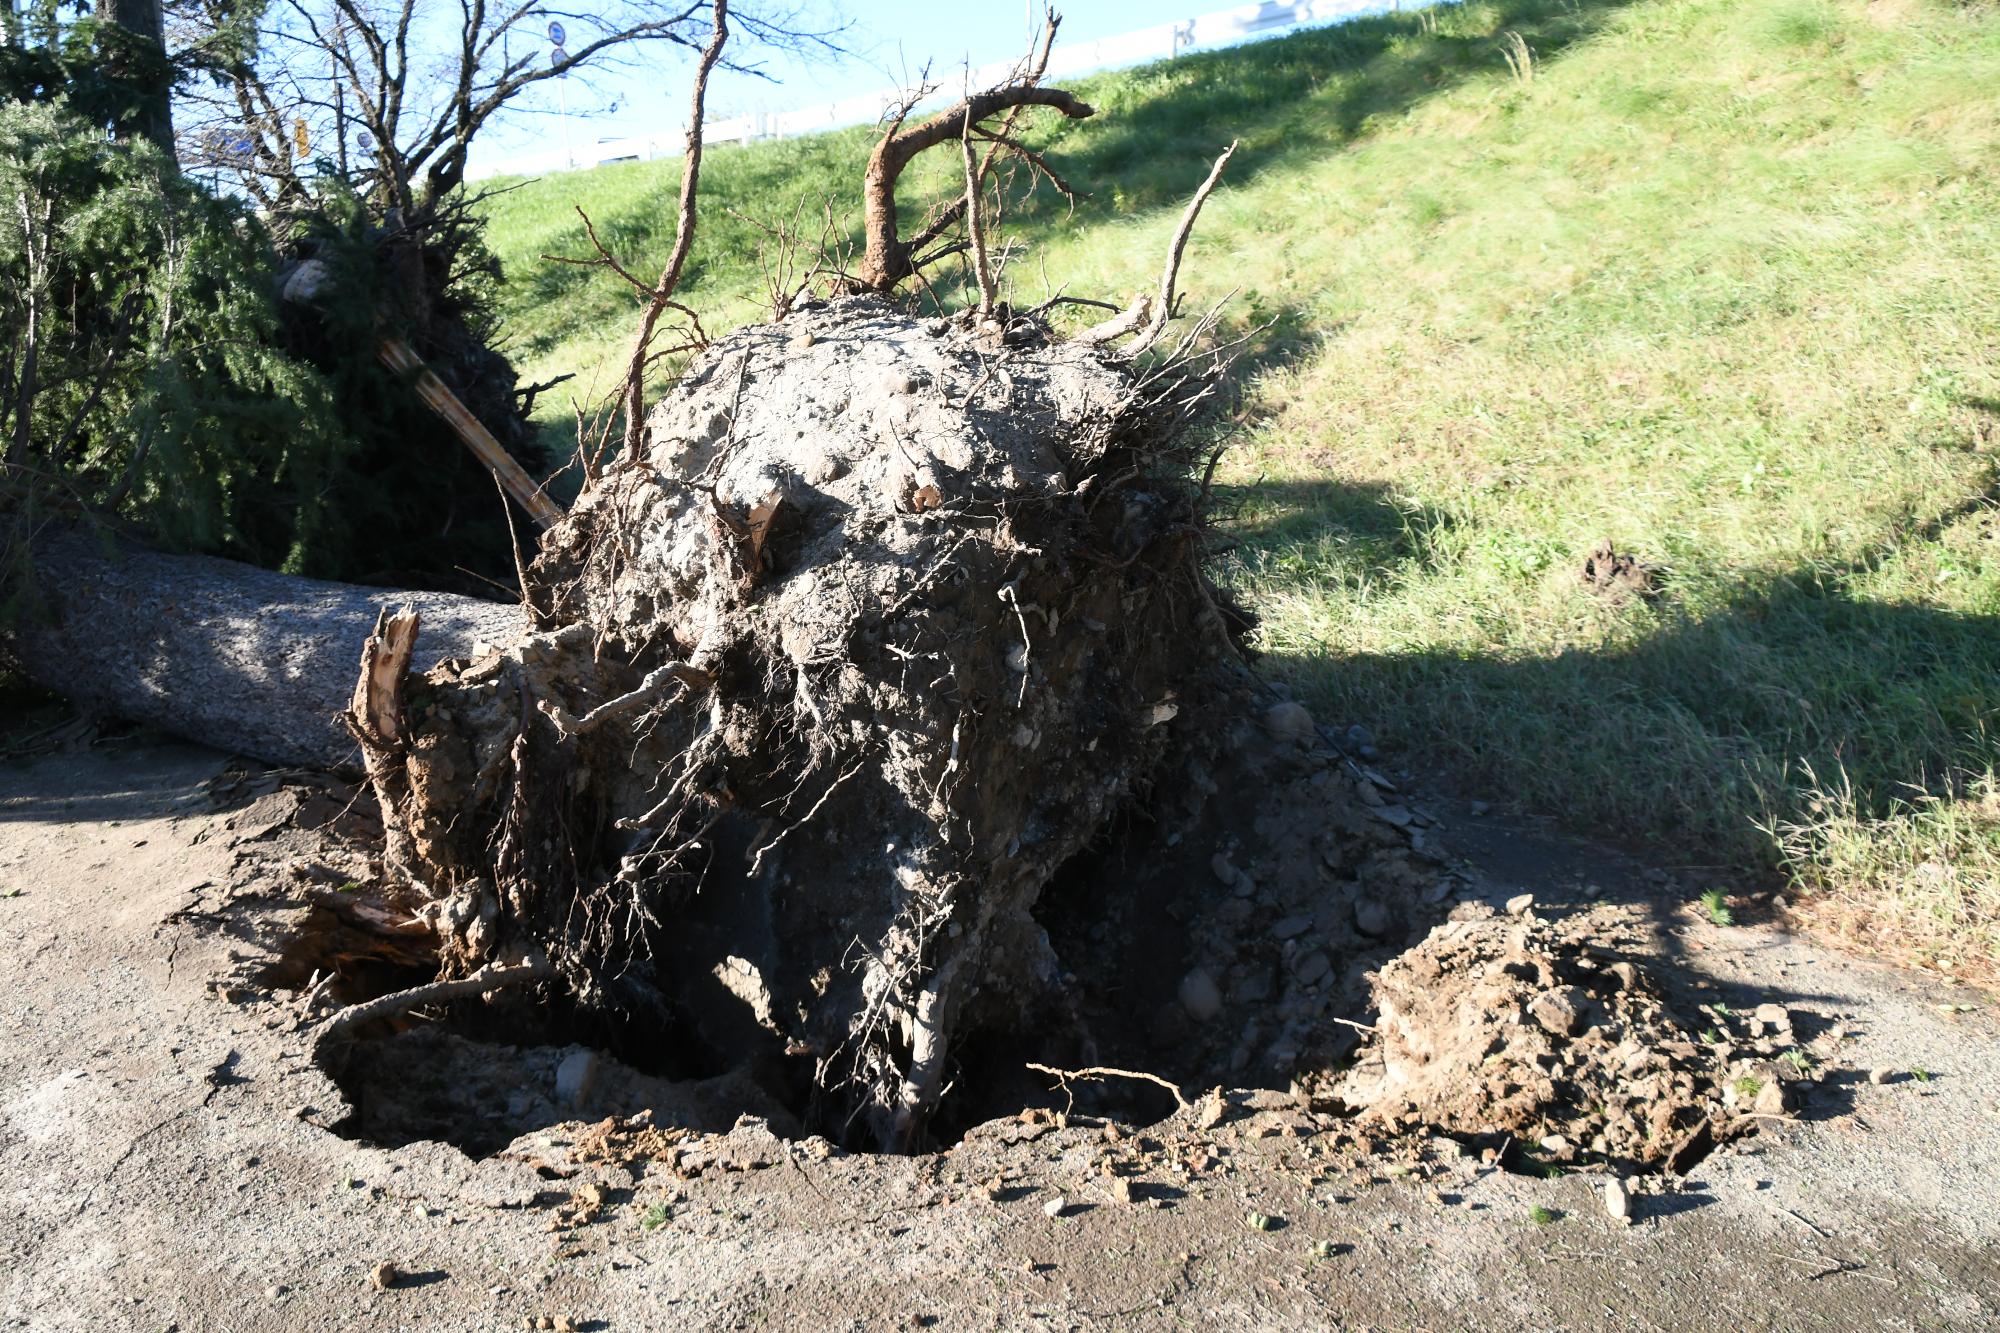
[480,0,2000,971]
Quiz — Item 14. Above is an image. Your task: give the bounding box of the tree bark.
[3,528,521,770]
[95,0,177,164]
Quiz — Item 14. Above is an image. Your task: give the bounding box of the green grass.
[478,0,2000,974]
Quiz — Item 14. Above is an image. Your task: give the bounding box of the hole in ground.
[270,759,1775,1176]
[280,823,1401,1159]
[278,747,1453,1159]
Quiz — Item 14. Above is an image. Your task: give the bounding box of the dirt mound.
[1579,538,1657,600]
[1329,904,1817,1171]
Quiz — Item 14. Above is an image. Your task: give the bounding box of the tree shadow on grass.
[1211,477,1469,596]
[1235,480,2000,869]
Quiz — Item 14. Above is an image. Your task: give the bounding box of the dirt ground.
[2,735,1996,1331]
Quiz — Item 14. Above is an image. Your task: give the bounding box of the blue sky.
[469,2,1189,170]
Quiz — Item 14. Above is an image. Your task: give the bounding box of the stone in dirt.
[1270,914,1312,941]
[1528,986,1589,1037]
[1264,701,1316,742]
[1353,898,1392,938]
[1753,1003,1793,1035]
[1753,1080,1794,1117]
[1178,969,1223,1023]
[1604,1177,1632,1223]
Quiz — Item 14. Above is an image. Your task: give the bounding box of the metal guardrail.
[470,0,1391,179]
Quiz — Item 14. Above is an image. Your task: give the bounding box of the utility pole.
[333,11,350,177]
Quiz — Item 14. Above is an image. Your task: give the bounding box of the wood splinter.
[343,607,421,881]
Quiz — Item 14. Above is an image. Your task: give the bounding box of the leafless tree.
[172,0,835,217]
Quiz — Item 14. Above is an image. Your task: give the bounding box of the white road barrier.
[471,0,1394,179]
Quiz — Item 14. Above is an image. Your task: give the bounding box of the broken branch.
[1124,141,1237,358]
[377,337,563,529]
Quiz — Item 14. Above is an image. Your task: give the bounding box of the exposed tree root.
[352,296,1242,1148]
[1026,1063,1191,1114]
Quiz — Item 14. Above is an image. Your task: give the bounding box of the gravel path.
[2,740,1994,1331]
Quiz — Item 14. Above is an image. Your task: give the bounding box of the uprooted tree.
[11,5,1315,1151]
[330,5,1271,1150]
[4,11,1826,1177]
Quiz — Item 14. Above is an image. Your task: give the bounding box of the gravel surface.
[1,740,1995,1331]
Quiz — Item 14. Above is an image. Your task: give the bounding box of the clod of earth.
[1579,538,1657,601]
[1327,905,1823,1171]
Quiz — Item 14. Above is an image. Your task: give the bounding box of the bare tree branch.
[959,104,995,318]
[1124,141,1237,357]
[617,0,728,462]
[184,1,839,222]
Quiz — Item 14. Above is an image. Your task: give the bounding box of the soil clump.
[1331,903,1817,1171]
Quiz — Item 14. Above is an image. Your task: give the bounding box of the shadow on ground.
[1224,473,2000,871]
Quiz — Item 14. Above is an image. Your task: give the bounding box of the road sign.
[551,44,569,75]
[205,126,255,164]
[546,20,566,46]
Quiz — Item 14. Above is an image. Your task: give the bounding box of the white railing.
[471,0,1392,179]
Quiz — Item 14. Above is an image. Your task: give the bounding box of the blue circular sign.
[546,20,566,46]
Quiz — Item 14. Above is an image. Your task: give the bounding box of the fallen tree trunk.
[3,528,522,769]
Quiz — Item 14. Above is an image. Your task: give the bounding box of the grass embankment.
[480,0,2000,973]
